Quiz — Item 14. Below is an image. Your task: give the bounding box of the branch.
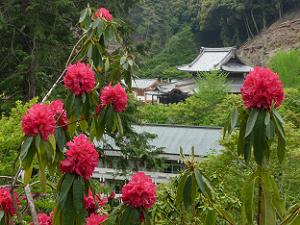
[10,168,23,225]
[42,33,87,103]
[25,184,38,225]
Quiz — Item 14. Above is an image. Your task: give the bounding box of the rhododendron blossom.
[241,67,284,110]
[98,83,128,113]
[60,134,99,180]
[95,194,108,208]
[64,62,95,96]
[30,213,52,225]
[0,187,19,216]
[86,213,108,225]
[95,8,113,21]
[22,103,56,141]
[84,190,96,214]
[121,172,156,209]
[49,99,68,130]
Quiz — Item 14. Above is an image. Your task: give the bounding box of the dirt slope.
[238,10,300,66]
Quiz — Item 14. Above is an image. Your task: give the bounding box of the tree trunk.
[251,9,259,34]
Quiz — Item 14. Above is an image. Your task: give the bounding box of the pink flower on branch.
[86,213,108,225]
[99,83,128,113]
[121,172,156,209]
[241,67,284,110]
[30,212,52,225]
[64,62,95,96]
[95,8,113,21]
[22,103,56,141]
[0,187,19,216]
[49,99,68,130]
[60,134,99,180]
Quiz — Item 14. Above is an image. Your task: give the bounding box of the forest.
[0,0,300,225]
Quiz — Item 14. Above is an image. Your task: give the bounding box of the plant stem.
[257,167,264,225]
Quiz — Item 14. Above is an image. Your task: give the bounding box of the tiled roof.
[177,47,252,73]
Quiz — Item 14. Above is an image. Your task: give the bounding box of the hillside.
[238,10,300,66]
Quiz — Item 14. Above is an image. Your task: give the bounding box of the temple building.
[177,47,253,93]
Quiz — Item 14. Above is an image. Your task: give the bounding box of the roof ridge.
[134,123,222,129]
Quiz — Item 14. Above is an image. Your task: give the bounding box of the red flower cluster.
[241,67,284,110]
[22,103,56,141]
[84,190,96,214]
[86,213,108,225]
[64,62,95,96]
[96,195,108,208]
[121,172,156,209]
[49,99,68,130]
[30,213,52,225]
[98,83,128,113]
[95,8,113,21]
[60,134,99,180]
[0,187,19,216]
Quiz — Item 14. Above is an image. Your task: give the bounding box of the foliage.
[141,26,197,78]
[0,98,37,176]
[268,49,300,88]
[195,70,229,104]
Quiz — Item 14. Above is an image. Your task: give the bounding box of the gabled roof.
[94,124,222,160]
[131,79,159,89]
[177,47,252,73]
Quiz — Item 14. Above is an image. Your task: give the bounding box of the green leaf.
[22,144,36,170]
[183,174,193,209]
[35,134,41,150]
[55,128,66,152]
[79,8,87,23]
[74,96,81,120]
[273,109,284,124]
[65,93,75,116]
[115,112,124,135]
[245,109,259,137]
[237,112,247,156]
[20,136,33,161]
[205,210,216,225]
[62,192,75,225]
[48,134,56,155]
[73,176,85,213]
[175,172,188,206]
[265,112,270,125]
[0,210,4,222]
[58,174,75,208]
[243,173,258,223]
[68,115,77,137]
[194,169,208,197]
[277,134,286,163]
[79,120,88,132]
[253,110,267,165]
[24,164,33,186]
[230,107,239,133]
[120,207,139,225]
[266,121,275,140]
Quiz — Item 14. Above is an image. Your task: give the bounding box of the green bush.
[268,49,300,88]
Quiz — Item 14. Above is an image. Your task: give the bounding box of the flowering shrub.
[60,134,99,180]
[49,99,68,130]
[241,67,284,110]
[99,83,128,113]
[86,213,108,225]
[21,103,56,141]
[64,62,95,96]
[0,187,19,216]
[121,172,156,209]
[94,8,113,21]
[31,213,52,225]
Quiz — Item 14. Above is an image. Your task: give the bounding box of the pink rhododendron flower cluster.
[95,8,113,21]
[49,99,68,130]
[98,83,128,113]
[95,194,108,208]
[64,62,95,96]
[241,67,284,110]
[22,103,56,141]
[86,213,108,225]
[0,187,19,216]
[60,134,99,180]
[84,190,96,214]
[121,172,156,209]
[30,213,52,225]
